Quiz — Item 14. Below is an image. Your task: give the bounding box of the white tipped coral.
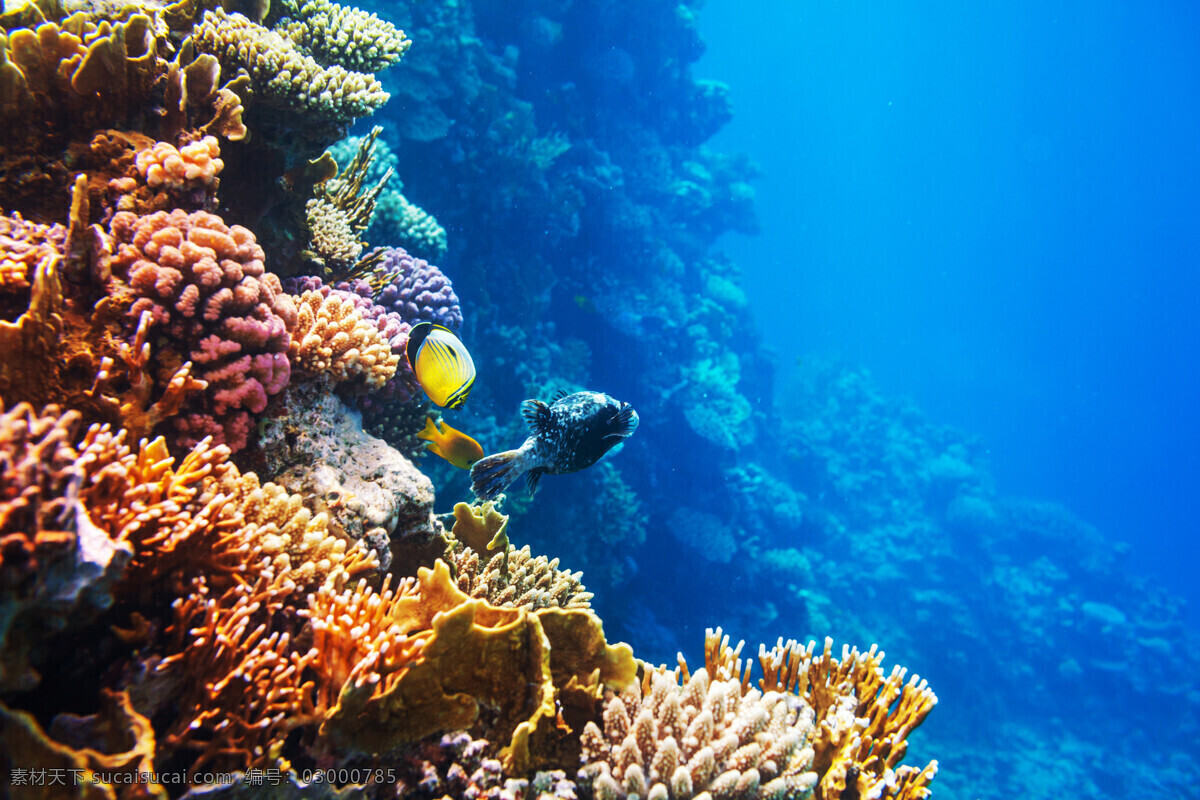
[579,666,818,800]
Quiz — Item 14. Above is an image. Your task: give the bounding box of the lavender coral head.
[375,246,463,331]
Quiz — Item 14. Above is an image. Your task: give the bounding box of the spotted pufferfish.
[470,390,639,501]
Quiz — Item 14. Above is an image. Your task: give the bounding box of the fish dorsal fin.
[521,399,553,435]
[551,388,570,402]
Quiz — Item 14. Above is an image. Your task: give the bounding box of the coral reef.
[0,0,955,797]
[193,8,389,125]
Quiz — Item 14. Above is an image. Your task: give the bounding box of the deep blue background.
[697,0,1200,622]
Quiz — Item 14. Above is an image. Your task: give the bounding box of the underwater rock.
[258,380,438,570]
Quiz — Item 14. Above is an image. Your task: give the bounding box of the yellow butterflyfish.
[405,322,476,409]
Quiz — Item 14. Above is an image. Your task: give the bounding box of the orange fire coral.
[319,560,636,769]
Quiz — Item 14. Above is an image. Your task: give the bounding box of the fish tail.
[470,449,526,502]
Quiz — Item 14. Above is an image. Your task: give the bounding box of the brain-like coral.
[375,245,463,330]
[103,208,296,451]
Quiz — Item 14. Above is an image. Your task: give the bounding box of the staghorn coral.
[289,288,399,389]
[275,0,411,73]
[102,208,296,451]
[329,133,448,261]
[193,8,389,125]
[755,636,938,800]
[578,661,818,800]
[373,245,463,331]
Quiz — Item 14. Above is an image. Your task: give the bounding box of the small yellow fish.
[406,322,476,408]
[418,416,485,470]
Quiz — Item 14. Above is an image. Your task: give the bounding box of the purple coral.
[375,246,463,331]
[105,209,297,452]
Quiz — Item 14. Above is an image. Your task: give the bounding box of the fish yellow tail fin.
[470,450,525,501]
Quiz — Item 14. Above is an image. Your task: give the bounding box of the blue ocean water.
[695,0,1200,622]
[353,0,1200,795]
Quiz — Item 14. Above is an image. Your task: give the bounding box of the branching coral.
[329,132,448,261]
[102,208,296,451]
[578,662,818,800]
[755,636,938,800]
[159,564,317,772]
[289,288,399,389]
[447,501,593,611]
[276,0,411,73]
[193,8,389,124]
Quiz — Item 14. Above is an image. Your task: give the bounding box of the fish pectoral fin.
[521,399,553,435]
[525,467,546,497]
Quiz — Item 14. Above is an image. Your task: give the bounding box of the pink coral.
[104,210,297,451]
[135,137,224,192]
